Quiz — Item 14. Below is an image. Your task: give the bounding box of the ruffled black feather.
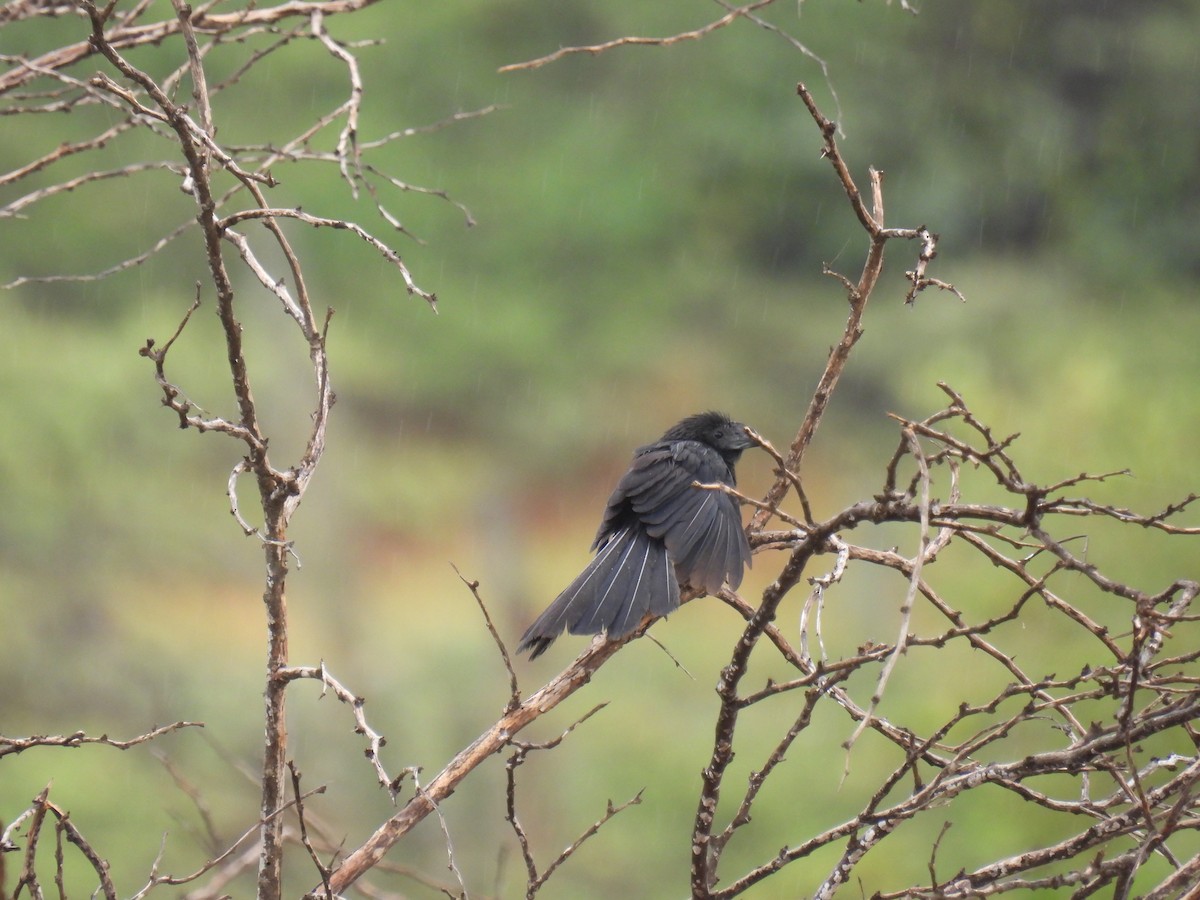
[518,411,754,658]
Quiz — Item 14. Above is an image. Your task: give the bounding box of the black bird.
[518,411,755,658]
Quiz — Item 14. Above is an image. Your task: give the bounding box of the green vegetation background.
[2,1,1198,896]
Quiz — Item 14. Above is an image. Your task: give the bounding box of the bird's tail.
[517,526,680,659]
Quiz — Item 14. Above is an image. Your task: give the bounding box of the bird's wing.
[614,441,751,593]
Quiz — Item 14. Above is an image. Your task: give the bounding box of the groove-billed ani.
[517,411,755,658]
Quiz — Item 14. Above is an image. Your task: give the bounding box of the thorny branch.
[0,722,202,760]
[688,380,1200,897]
[694,383,1200,898]
[276,662,419,801]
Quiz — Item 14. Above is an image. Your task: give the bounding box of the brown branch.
[452,564,522,714]
[706,673,846,865]
[129,785,325,898]
[721,704,1200,898]
[748,86,888,535]
[532,790,644,896]
[321,636,632,895]
[695,82,922,896]
[504,702,609,892]
[290,762,334,898]
[694,318,1198,897]
[1,787,119,900]
[214,206,437,307]
[0,722,203,759]
[78,6,286,891]
[498,0,777,73]
[276,663,410,800]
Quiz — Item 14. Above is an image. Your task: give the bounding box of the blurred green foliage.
[2,0,1199,896]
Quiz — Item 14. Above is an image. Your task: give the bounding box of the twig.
[532,790,644,895]
[290,762,334,898]
[452,564,521,713]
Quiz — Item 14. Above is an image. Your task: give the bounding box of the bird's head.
[663,411,755,462]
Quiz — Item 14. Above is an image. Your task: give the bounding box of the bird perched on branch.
[517,411,755,658]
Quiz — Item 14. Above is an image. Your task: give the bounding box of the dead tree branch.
[0,722,202,760]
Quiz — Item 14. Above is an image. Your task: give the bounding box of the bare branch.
[277,663,408,800]
[498,0,777,73]
[452,564,522,713]
[0,0,388,95]
[214,206,437,307]
[0,722,202,760]
[289,762,334,897]
[322,636,633,895]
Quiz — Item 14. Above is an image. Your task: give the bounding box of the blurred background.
[2,0,1199,896]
